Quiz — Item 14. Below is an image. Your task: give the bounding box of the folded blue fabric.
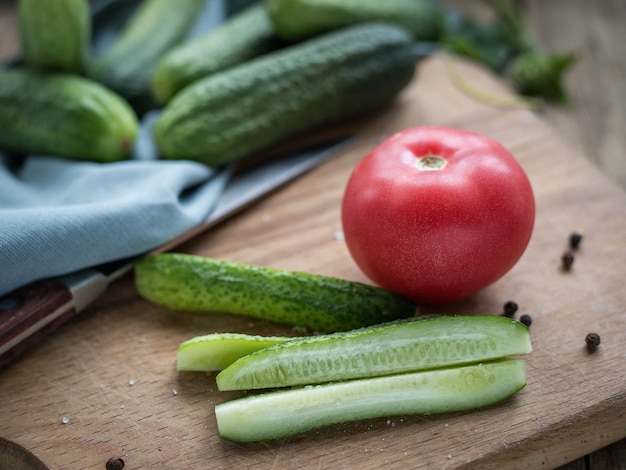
[0,0,237,296]
[0,113,229,296]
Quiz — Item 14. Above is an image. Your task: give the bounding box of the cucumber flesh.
[135,253,417,332]
[215,315,531,390]
[215,359,527,442]
[177,333,291,371]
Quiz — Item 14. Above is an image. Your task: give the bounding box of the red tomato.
[341,126,535,303]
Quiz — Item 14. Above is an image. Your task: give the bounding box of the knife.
[0,138,353,369]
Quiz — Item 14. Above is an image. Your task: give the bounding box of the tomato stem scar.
[416,153,447,171]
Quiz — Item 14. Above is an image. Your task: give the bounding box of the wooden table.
[444,2,626,467]
[1,1,625,468]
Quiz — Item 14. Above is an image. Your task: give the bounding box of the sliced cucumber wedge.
[216,315,531,390]
[135,253,417,332]
[177,333,291,371]
[215,359,527,442]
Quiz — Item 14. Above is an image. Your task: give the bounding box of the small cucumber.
[265,0,444,43]
[89,0,206,110]
[215,359,527,442]
[154,22,416,165]
[216,315,532,390]
[134,253,417,332]
[177,333,291,371]
[0,68,138,162]
[151,4,284,105]
[18,0,90,74]
[226,0,261,16]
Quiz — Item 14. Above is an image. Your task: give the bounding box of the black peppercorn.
[503,301,518,317]
[561,251,574,270]
[569,232,583,250]
[519,314,532,327]
[585,332,601,353]
[106,457,125,470]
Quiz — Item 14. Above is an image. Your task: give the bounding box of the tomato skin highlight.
[341,127,535,304]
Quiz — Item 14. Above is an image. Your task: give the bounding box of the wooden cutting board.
[1,56,624,470]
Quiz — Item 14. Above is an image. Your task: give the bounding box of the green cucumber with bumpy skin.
[89,0,205,110]
[18,0,90,74]
[154,22,416,165]
[0,68,138,162]
[151,3,284,105]
[266,0,444,43]
[216,315,532,390]
[215,359,527,442]
[134,253,417,332]
[177,333,291,371]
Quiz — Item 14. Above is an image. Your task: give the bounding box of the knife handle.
[0,279,74,369]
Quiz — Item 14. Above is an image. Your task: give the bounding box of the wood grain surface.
[441,3,626,466]
[1,1,625,469]
[1,53,625,469]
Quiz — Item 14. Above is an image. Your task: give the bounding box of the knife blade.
[0,138,353,369]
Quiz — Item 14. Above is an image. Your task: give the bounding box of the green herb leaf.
[507,51,577,103]
[436,1,577,104]
[440,13,521,72]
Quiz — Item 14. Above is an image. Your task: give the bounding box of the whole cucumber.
[265,0,444,42]
[18,0,90,74]
[135,253,417,333]
[151,4,284,105]
[0,68,138,162]
[154,22,417,165]
[89,0,206,110]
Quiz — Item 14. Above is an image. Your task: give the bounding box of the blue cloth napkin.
[0,0,240,296]
[0,112,229,296]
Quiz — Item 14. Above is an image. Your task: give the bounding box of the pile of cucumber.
[183,308,531,442]
[0,0,443,165]
[136,253,533,442]
[1,0,140,163]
